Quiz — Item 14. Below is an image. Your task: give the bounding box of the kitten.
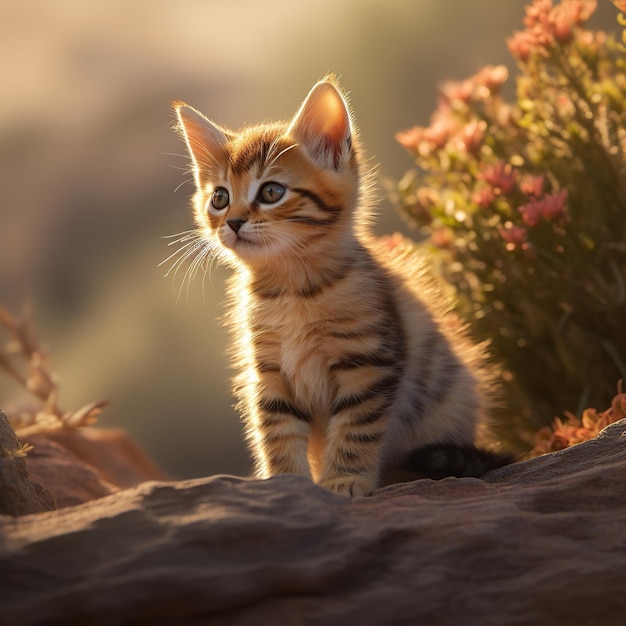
[173,76,507,496]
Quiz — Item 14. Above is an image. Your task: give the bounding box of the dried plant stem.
[0,303,109,434]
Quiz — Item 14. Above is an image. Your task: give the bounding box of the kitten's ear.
[288,79,353,170]
[173,101,228,186]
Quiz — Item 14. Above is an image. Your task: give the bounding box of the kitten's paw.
[320,476,376,497]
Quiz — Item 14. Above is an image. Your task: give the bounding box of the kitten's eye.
[210,187,230,211]
[258,182,286,204]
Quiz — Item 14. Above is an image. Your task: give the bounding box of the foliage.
[529,380,625,455]
[394,0,626,450]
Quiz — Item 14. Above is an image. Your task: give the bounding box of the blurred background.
[1,0,620,479]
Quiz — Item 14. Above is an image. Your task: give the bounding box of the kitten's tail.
[401,444,513,479]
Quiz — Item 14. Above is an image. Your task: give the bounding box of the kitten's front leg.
[246,369,312,479]
[319,371,395,496]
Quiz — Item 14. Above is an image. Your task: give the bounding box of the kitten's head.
[174,76,364,270]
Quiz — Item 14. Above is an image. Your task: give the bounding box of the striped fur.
[173,76,500,496]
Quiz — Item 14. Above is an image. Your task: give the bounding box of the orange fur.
[173,76,496,496]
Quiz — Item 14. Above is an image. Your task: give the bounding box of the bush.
[395,0,626,451]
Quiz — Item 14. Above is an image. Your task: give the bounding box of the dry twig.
[0,304,109,434]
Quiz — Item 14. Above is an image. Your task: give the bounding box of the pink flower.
[547,1,597,42]
[524,0,596,28]
[578,29,604,51]
[520,174,545,197]
[439,79,475,104]
[519,199,544,226]
[549,4,575,42]
[478,161,517,195]
[509,0,597,60]
[519,189,568,225]
[507,30,543,61]
[396,111,458,157]
[524,0,553,28]
[531,22,556,47]
[471,186,496,208]
[540,189,569,220]
[573,0,597,22]
[380,232,406,251]
[500,225,528,249]
[473,65,509,94]
[423,117,457,149]
[454,120,487,153]
[430,227,453,249]
[396,126,426,152]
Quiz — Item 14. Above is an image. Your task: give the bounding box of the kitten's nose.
[227,218,247,234]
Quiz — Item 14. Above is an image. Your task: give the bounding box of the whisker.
[166,164,189,172]
[194,245,215,304]
[166,235,199,248]
[263,135,283,168]
[184,248,205,305]
[162,152,191,160]
[200,250,211,307]
[158,222,220,309]
[203,248,222,303]
[158,238,201,269]
[160,229,198,240]
[250,223,310,257]
[263,143,299,177]
[174,177,194,193]
[271,142,299,164]
[178,241,211,304]
[164,240,206,279]
[166,233,199,247]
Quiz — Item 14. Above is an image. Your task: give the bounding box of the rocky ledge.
[2,417,626,625]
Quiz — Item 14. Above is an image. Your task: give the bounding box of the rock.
[2,420,626,625]
[0,410,55,515]
[23,436,119,509]
[11,425,169,509]
[23,425,168,508]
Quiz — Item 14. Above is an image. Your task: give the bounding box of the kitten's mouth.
[220,224,274,257]
[234,233,258,246]
[222,231,260,252]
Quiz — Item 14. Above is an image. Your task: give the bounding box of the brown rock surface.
[0,411,55,515]
[22,426,168,508]
[23,436,120,508]
[26,426,168,489]
[2,419,626,626]
[0,421,168,510]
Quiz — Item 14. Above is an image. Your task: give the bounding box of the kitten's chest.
[253,296,336,411]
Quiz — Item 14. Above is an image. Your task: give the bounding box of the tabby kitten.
[173,76,505,496]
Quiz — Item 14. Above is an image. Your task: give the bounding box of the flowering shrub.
[395,0,626,450]
[529,381,626,455]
